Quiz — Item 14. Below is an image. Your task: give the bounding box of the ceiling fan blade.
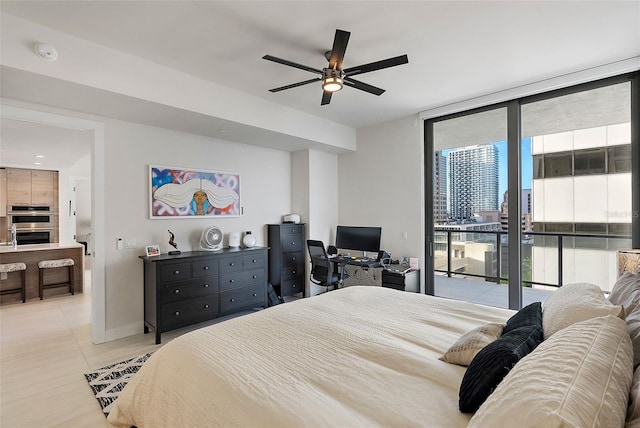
[268,78,321,92]
[262,55,323,75]
[328,29,350,70]
[321,91,332,105]
[343,54,409,77]
[343,77,385,96]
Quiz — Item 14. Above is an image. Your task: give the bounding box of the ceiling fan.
[263,29,408,105]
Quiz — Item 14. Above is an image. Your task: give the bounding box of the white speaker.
[229,231,241,248]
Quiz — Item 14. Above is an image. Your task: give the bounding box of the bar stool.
[0,263,27,303]
[38,258,75,300]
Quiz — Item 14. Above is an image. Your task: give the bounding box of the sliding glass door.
[425,72,639,310]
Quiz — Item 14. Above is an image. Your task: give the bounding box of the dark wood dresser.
[267,223,306,297]
[140,247,268,344]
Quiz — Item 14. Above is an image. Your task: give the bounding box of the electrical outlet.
[0,272,7,280]
[126,239,137,249]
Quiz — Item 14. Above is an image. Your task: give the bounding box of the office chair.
[307,240,342,293]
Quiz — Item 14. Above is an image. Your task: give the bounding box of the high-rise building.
[500,189,533,232]
[433,151,447,223]
[448,145,499,220]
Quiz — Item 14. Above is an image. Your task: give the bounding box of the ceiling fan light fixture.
[322,76,343,92]
[322,68,344,92]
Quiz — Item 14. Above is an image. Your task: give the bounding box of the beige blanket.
[108,286,514,428]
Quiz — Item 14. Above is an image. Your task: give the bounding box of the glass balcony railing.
[434,228,632,293]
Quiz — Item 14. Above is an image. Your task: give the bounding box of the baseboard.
[105,321,144,342]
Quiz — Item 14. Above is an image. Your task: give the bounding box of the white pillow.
[628,366,640,428]
[609,273,640,368]
[469,315,633,428]
[542,282,624,339]
[439,322,504,366]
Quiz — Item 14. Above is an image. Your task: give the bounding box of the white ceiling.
[0,1,639,165]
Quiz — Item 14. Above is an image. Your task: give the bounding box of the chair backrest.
[306,240,332,285]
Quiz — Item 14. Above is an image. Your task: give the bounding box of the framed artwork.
[149,165,241,218]
[145,244,161,257]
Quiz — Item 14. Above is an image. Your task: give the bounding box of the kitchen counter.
[0,243,84,303]
[0,242,83,253]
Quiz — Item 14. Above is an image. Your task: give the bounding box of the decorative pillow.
[468,315,633,428]
[458,324,543,413]
[609,273,640,368]
[609,272,640,309]
[503,302,542,334]
[440,323,504,366]
[628,366,640,427]
[542,282,624,340]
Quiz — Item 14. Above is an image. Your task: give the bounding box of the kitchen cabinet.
[6,168,56,207]
[0,168,6,216]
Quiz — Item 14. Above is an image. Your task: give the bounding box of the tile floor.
[0,266,251,427]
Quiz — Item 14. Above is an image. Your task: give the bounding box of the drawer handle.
[252,275,257,279]
[173,289,180,294]
[292,284,297,288]
[230,298,235,303]
[174,311,180,316]
[291,241,295,246]
[229,262,235,267]
[292,270,296,275]
[252,259,257,263]
[204,304,209,309]
[203,266,209,270]
[229,279,235,283]
[203,284,209,288]
[292,256,296,261]
[173,270,180,275]
[253,293,257,297]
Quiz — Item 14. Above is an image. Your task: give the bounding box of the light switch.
[126,239,137,249]
[116,237,124,250]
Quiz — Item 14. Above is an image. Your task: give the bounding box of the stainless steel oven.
[7,206,55,244]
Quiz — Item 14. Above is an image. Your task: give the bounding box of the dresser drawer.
[281,259,305,280]
[282,251,304,267]
[158,262,191,283]
[160,277,218,303]
[280,231,304,253]
[219,269,266,292]
[220,286,265,314]
[218,256,243,274]
[242,253,265,269]
[281,278,303,296]
[161,295,219,330]
[192,259,218,278]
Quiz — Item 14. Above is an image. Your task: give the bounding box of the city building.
[448,145,499,220]
[433,151,448,223]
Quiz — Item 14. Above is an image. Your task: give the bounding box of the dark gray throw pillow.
[503,301,542,334]
[459,324,543,413]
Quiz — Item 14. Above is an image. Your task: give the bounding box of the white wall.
[339,114,425,288]
[102,119,292,338]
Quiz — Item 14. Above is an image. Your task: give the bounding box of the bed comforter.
[108,286,514,428]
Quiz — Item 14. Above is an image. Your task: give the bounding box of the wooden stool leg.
[39,268,44,300]
[21,269,26,303]
[69,265,75,295]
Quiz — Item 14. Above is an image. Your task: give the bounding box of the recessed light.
[218,129,227,133]
[34,162,42,165]
[35,155,45,158]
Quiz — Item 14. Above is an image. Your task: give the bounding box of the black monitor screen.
[335,226,382,253]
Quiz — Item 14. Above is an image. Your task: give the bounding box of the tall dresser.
[140,247,268,344]
[268,223,306,298]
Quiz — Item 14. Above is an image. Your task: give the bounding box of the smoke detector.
[34,43,58,61]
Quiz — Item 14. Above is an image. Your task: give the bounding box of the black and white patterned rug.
[84,352,153,416]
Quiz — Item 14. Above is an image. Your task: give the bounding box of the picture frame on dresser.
[149,165,241,219]
[145,244,160,257]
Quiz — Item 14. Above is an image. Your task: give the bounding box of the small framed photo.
[145,244,161,257]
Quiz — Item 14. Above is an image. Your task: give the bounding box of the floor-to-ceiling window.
[425,72,639,310]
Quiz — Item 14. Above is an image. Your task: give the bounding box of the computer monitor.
[335,226,382,254]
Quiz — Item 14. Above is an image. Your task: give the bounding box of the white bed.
[107,286,514,428]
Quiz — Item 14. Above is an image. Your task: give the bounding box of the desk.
[331,255,381,283]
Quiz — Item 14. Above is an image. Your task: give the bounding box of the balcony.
[433,228,632,309]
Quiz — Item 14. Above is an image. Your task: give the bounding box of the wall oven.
[7,206,55,245]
